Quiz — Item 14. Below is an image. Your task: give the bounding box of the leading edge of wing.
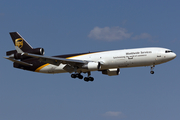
[14,46,88,66]
[25,52,88,65]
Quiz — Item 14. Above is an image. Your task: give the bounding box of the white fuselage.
[38,47,176,74]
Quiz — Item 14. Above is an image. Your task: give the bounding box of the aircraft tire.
[89,77,94,81]
[150,71,154,74]
[71,74,76,78]
[78,75,83,79]
[84,77,89,82]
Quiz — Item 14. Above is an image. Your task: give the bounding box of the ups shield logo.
[15,38,23,48]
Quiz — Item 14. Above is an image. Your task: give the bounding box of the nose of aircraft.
[164,52,176,62]
[171,52,176,59]
[173,52,176,58]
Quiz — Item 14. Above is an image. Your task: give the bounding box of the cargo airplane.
[4,32,176,82]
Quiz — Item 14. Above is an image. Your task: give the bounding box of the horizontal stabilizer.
[4,57,33,66]
[6,50,17,56]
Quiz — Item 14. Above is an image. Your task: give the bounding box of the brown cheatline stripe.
[66,52,97,59]
[35,63,50,72]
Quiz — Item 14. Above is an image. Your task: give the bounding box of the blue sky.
[1,0,180,120]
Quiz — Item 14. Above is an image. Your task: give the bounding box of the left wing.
[15,46,88,66]
[4,57,33,66]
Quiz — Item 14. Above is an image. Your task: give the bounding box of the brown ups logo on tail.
[15,38,23,48]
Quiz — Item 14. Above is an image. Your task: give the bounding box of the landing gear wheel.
[150,71,154,74]
[84,77,89,82]
[71,74,76,78]
[77,74,83,79]
[84,77,94,82]
[71,73,83,79]
[89,77,94,81]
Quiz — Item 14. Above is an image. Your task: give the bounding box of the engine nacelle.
[28,48,45,55]
[13,48,44,60]
[14,53,30,60]
[82,62,100,71]
[14,53,22,59]
[102,68,120,76]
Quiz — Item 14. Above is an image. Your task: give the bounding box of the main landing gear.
[84,77,94,82]
[84,72,94,82]
[150,65,155,74]
[71,72,94,82]
[71,73,83,79]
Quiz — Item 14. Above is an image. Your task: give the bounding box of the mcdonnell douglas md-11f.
[4,32,176,82]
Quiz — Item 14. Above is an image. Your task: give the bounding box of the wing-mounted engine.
[82,62,101,71]
[102,68,120,76]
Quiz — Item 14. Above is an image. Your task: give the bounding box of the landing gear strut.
[150,65,155,74]
[84,72,94,82]
[71,67,84,79]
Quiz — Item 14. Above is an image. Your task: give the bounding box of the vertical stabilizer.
[9,32,33,51]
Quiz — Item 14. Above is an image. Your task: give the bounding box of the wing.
[15,46,88,66]
[4,57,33,66]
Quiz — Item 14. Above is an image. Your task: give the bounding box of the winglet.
[15,46,24,54]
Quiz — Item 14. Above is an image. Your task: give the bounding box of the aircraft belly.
[38,64,66,74]
[54,64,68,73]
[38,64,53,73]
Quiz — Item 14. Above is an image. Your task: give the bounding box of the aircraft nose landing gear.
[150,65,155,74]
[150,71,154,74]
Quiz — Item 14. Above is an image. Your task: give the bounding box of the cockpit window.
[165,50,173,53]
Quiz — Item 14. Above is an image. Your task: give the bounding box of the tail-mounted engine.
[27,48,44,55]
[6,47,45,60]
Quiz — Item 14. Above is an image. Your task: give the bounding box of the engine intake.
[102,68,120,76]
